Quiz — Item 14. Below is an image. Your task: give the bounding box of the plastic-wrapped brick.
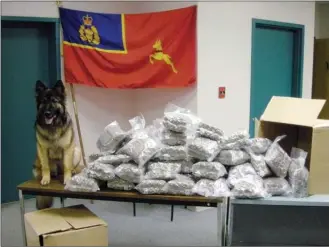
[164,174,195,195]
[243,147,271,177]
[64,170,100,192]
[135,180,167,194]
[192,179,215,197]
[196,122,224,141]
[88,153,104,162]
[181,160,194,174]
[216,150,250,166]
[264,135,291,177]
[245,138,272,154]
[96,154,132,166]
[114,163,144,183]
[85,162,116,181]
[107,177,135,191]
[163,103,201,133]
[192,161,227,180]
[192,178,230,197]
[219,130,249,145]
[148,162,182,173]
[154,145,187,161]
[263,177,292,196]
[212,178,231,197]
[227,163,257,188]
[117,126,162,168]
[220,139,249,150]
[161,129,187,146]
[187,137,221,161]
[288,147,309,198]
[96,121,128,154]
[231,175,268,199]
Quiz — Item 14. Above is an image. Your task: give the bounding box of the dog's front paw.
[63,174,72,185]
[40,175,50,185]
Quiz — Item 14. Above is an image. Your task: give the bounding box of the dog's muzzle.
[44,111,56,125]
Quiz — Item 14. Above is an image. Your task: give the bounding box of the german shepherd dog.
[33,80,84,209]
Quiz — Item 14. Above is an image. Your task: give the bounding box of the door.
[249,19,304,137]
[1,19,60,203]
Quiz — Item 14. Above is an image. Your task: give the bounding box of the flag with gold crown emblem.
[59,6,196,89]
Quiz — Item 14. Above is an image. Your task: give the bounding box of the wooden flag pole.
[56,1,87,167]
[69,84,87,167]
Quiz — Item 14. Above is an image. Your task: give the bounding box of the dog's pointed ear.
[35,80,47,97]
[54,80,65,96]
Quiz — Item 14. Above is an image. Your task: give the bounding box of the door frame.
[249,18,305,136]
[1,16,62,82]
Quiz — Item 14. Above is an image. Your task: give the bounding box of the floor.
[1,198,219,246]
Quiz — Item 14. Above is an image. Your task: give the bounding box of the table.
[226,195,329,246]
[17,180,228,246]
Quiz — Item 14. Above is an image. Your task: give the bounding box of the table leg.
[171,205,174,222]
[226,199,234,246]
[60,197,65,207]
[218,198,228,246]
[133,203,136,217]
[19,190,27,246]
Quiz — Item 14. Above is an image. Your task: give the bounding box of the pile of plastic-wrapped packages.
[65,103,309,199]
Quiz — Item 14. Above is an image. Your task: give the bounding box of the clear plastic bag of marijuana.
[188,137,221,161]
[264,135,291,177]
[114,163,144,183]
[216,149,250,166]
[196,122,224,141]
[164,174,195,195]
[135,180,167,194]
[85,161,116,181]
[64,169,100,192]
[288,147,309,198]
[117,126,162,168]
[163,103,201,133]
[227,163,258,188]
[192,178,231,197]
[192,161,227,180]
[231,175,268,199]
[263,177,292,196]
[107,177,135,191]
[96,154,132,166]
[245,137,272,154]
[243,146,271,177]
[96,121,128,154]
[144,162,181,180]
[154,145,187,161]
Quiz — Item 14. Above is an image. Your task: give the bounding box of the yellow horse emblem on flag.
[79,14,100,46]
[149,40,178,74]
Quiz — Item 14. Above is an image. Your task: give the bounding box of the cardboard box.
[257,96,329,194]
[24,205,108,246]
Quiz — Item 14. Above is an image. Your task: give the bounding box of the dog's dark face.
[35,80,67,128]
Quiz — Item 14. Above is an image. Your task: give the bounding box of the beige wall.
[315,2,329,39]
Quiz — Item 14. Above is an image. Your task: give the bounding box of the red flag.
[60,6,197,89]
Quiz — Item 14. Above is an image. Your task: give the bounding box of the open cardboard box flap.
[260,96,326,127]
[25,205,107,236]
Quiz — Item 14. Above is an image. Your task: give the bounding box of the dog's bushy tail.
[36,196,53,210]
